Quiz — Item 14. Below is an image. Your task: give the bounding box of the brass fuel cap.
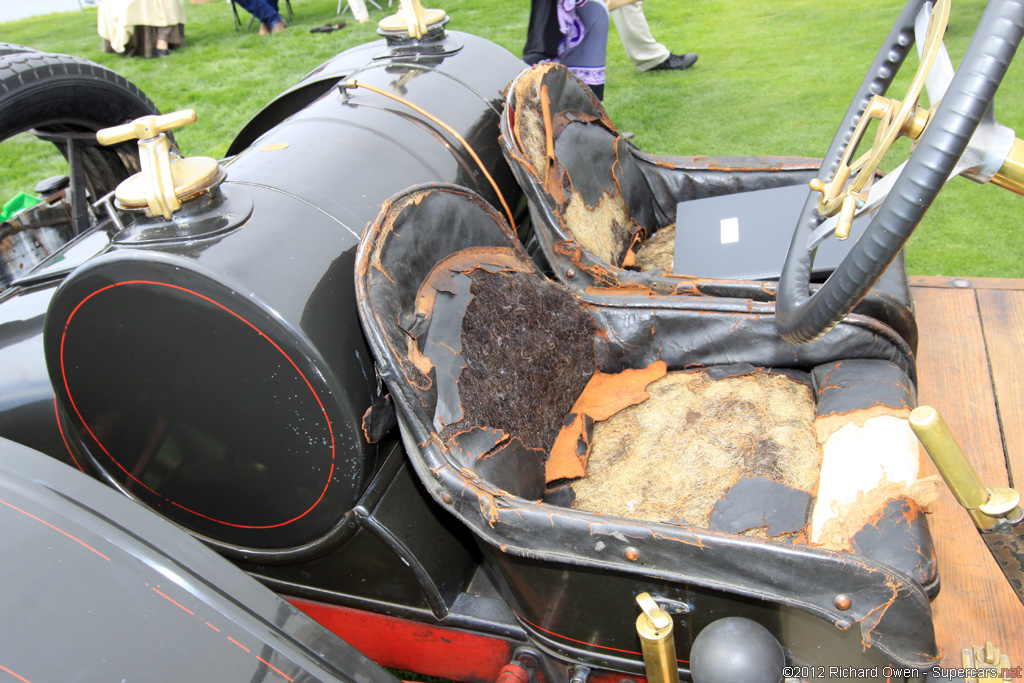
[378,0,447,40]
[97,109,224,219]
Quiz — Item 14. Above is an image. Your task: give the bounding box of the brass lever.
[910,405,1024,605]
[908,406,1021,529]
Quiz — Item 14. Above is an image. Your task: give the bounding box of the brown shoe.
[258,22,270,35]
[270,19,286,34]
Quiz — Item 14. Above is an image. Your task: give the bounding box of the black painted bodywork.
[0,435,401,683]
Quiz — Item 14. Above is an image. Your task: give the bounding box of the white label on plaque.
[720,217,739,244]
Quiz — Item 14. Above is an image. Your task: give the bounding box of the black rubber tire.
[0,43,39,57]
[777,0,1024,344]
[0,50,161,208]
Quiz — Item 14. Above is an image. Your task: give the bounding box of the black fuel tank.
[42,29,526,554]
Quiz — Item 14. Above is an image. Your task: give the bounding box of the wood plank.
[909,275,1024,291]
[912,286,1024,667]
[977,289,1024,490]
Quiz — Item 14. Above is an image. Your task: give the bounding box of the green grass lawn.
[2,0,1022,276]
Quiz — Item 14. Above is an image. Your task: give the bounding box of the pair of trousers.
[560,0,609,98]
[235,0,282,28]
[611,1,670,71]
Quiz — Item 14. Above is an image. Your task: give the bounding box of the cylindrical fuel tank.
[42,27,526,555]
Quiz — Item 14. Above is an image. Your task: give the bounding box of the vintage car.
[0,0,1022,681]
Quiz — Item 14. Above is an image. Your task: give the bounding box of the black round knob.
[34,175,69,196]
[690,617,784,683]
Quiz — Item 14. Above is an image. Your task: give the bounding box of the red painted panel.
[289,598,517,683]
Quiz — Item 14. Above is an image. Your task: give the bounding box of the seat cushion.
[572,368,821,537]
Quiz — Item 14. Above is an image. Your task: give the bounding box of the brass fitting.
[97,109,223,220]
[909,406,1021,529]
[635,593,679,683]
[991,138,1024,196]
[962,641,1012,683]
[378,0,446,39]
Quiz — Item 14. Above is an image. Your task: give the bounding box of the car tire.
[0,43,39,57]
[0,50,161,205]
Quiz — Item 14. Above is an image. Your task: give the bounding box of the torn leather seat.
[499,63,917,351]
[355,183,939,674]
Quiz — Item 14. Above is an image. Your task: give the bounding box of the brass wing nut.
[962,641,1012,683]
[97,109,224,220]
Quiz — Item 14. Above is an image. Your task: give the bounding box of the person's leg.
[610,2,670,71]
[347,0,370,23]
[234,0,284,32]
[154,27,169,56]
[560,0,609,99]
[524,0,560,64]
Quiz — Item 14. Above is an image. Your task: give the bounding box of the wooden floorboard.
[909,275,1024,291]
[977,289,1024,490]
[912,284,1024,667]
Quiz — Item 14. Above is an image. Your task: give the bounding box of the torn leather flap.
[473,437,546,502]
[812,359,917,442]
[361,394,398,444]
[448,427,546,501]
[423,272,473,431]
[850,496,938,590]
[709,475,813,537]
[547,360,668,482]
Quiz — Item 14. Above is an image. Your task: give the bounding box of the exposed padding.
[510,64,642,268]
[571,369,821,534]
[562,188,632,269]
[439,270,597,454]
[810,414,939,550]
[511,67,551,181]
[413,247,539,432]
[633,223,676,273]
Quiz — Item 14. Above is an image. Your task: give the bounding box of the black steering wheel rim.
[776,0,1024,344]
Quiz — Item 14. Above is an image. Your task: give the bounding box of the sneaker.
[648,53,698,71]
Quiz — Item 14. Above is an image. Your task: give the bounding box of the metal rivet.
[625,547,639,561]
[441,492,452,504]
[517,652,538,668]
[833,594,852,611]
[565,268,576,279]
[836,620,852,630]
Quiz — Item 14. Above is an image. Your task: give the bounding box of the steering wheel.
[776,0,1024,344]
